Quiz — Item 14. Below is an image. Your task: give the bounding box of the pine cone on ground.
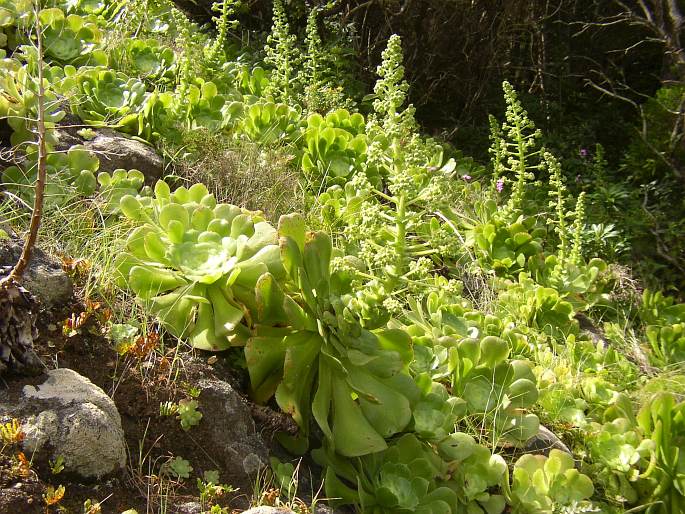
[0,266,43,376]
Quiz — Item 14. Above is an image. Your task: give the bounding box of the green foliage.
[69,68,147,128]
[35,8,106,65]
[237,99,301,145]
[399,293,540,445]
[526,254,608,311]
[263,0,299,103]
[185,81,229,132]
[300,109,367,184]
[635,393,685,513]
[235,65,269,97]
[640,290,685,366]
[438,432,507,513]
[114,38,175,81]
[506,450,594,513]
[269,456,298,500]
[371,34,417,141]
[587,417,654,504]
[0,56,65,147]
[246,214,418,456]
[466,204,545,276]
[2,144,99,206]
[451,336,539,443]
[96,169,149,215]
[177,398,202,430]
[301,9,350,113]
[114,181,284,349]
[623,85,685,184]
[316,433,459,514]
[164,456,193,479]
[494,81,541,219]
[646,323,685,367]
[0,0,32,50]
[2,4,683,514]
[206,0,241,66]
[496,275,577,339]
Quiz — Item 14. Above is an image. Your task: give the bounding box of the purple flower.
[462,174,472,181]
[579,148,588,158]
[496,178,505,192]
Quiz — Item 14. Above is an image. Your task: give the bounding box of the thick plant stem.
[389,192,407,288]
[0,7,46,289]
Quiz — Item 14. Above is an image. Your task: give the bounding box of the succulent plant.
[245,214,419,457]
[114,181,284,350]
[454,336,540,443]
[315,433,459,514]
[587,417,654,504]
[238,98,301,144]
[236,65,269,96]
[96,169,150,214]
[527,253,609,311]
[468,209,546,277]
[183,80,228,132]
[639,290,685,366]
[121,38,175,81]
[505,449,594,513]
[0,57,65,147]
[437,432,507,513]
[60,0,107,16]
[36,8,106,65]
[69,67,147,128]
[0,0,32,49]
[2,144,98,206]
[301,110,368,184]
[496,275,577,340]
[635,393,685,514]
[640,289,685,326]
[399,293,540,444]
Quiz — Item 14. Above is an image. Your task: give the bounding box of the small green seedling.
[177,398,202,430]
[164,456,193,479]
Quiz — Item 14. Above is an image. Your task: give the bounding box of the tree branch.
[0,5,47,288]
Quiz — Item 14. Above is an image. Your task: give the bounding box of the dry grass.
[170,129,304,223]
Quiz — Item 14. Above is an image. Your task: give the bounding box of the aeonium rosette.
[114,181,284,350]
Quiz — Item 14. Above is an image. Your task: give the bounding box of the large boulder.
[0,368,127,479]
[0,238,72,311]
[54,120,164,183]
[81,129,164,182]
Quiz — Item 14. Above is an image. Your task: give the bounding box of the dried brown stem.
[0,5,47,289]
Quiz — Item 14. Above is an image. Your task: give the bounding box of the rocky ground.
[0,238,334,514]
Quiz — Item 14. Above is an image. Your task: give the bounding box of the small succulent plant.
[2,144,98,206]
[96,169,150,214]
[69,67,147,128]
[301,109,368,184]
[37,8,106,65]
[506,450,594,513]
[238,98,301,144]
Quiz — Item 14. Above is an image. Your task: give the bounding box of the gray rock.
[175,501,203,514]
[195,378,269,491]
[524,425,572,456]
[313,506,338,514]
[52,107,83,151]
[0,368,126,479]
[241,508,295,514]
[0,238,72,310]
[82,129,164,182]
